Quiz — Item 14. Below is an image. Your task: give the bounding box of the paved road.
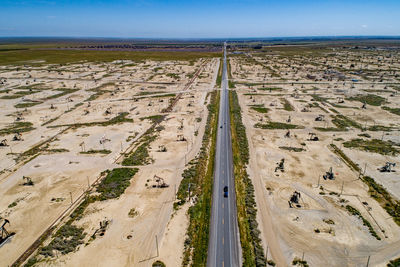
[207,43,240,267]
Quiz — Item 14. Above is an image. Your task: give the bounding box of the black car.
[223,186,228,197]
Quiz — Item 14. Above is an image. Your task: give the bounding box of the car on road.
[223,186,228,197]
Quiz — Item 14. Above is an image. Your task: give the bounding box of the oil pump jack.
[0,219,14,245]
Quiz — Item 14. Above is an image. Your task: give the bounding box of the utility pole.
[366,255,370,267]
[340,181,344,195]
[188,183,191,202]
[363,163,367,176]
[265,245,269,263]
[155,235,159,257]
[70,192,73,204]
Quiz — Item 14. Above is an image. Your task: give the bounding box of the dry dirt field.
[0,57,219,266]
[229,42,400,266]
[1,41,400,267]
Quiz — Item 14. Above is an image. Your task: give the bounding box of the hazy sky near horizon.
[0,0,399,38]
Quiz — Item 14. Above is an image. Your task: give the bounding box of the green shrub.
[255,122,302,130]
[281,98,294,111]
[44,88,79,100]
[152,260,166,267]
[250,104,269,114]
[347,94,385,106]
[96,168,139,200]
[331,115,362,130]
[39,224,86,257]
[23,257,39,267]
[0,121,35,136]
[292,257,309,267]
[80,149,111,154]
[279,146,304,152]
[382,106,400,116]
[387,257,400,267]
[15,102,42,108]
[358,133,371,138]
[122,135,156,166]
[343,138,399,156]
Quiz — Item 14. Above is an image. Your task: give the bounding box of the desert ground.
[0,56,219,266]
[228,42,400,266]
[1,40,400,267]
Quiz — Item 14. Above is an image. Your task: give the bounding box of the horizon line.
[1,35,400,41]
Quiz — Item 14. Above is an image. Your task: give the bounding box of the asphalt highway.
[207,43,240,267]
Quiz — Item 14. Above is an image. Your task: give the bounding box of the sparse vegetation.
[387,257,400,267]
[346,94,386,106]
[166,73,179,79]
[39,224,86,257]
[14,102,42,108]
[181,91,219,266]
[343,138,399,156]
[152,260,166,267]
[259,87,281,92]
[292,257,309,267]
[139,114,165,124]
[136,91,165,96]
[230,90,265,266]
[323,219,335,225]
[331,114,362,130]
[45,148,69,153]
[368,125,392,131]
[44,88,79,100]
[255,121,303,129]
[382,106,400,116]
[8,201,17,208]
[362,175,400,227]
[345,205,380,240]
[96,168,139,200]
[250,104,269,114]
[279,146,304,152]
[51,112,133,128]
[80,149,111,154]
[330,144,361,172]
[216,58,223,87]
[0,121,35,136]
[1,89,39,99]
[85,82,115,101]
[358,133,371,138]
[128,208,139,218]
[330,144,400,227]
[0,49,218,66]
[122,134,156,166]
[315,114,362,132]
[281,98,294,111]
[15,132,70,163]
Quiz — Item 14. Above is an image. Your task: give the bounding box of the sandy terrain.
[229,45,400,266]
[0,58,219,266]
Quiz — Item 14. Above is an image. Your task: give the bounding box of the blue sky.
[0,0,399,38]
